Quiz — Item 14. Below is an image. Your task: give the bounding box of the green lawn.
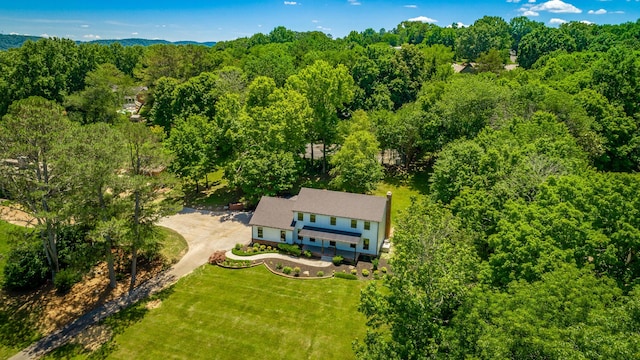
[156,226,188,265]
[188,169,240,208]
[373,171,429,225]
[47,265,367,360]
[0,220,30,284]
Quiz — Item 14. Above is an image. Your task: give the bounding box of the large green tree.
[329,130,382,194]
[286,60,355,172]
[0,97,74,279]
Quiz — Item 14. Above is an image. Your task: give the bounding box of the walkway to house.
[10,208,251,360]
[225,250,333,267]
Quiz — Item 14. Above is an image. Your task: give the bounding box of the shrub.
[334,272,358,280]
[351,269,358,275]
[276,262,283,270]
[260,245,266,251]
[235,243,242,251]
[332,255,343,266]
[278,243,301,257]
[317,271,324,277]
[3,241,50,291]
[362,269,370,277]
[208,251,226,265]
[380,266,388,273]
[282,266,292,275]
[373,270,380,279]
[267,246,272,251]
[293,267,301,276]
[246,247,253,254]
[372,258,379,270]
[54,268,82,293]
[304,250,312,258]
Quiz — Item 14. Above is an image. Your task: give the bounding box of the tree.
[119,122,178,291]
[54,123,127,288]
[456,16,511,61]
[286,60,355,172]
[165,115,216,192]
[149,76,179,133]
[330,130,382,194]
[356,199,479,359]
[449,265,640,359]
[225,149,299,205]
[476,48,504,74]
[65,63,132,124]
[0,96,74,279]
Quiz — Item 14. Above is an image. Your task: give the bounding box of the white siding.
[252,226,292,244]
[294,211,385,256]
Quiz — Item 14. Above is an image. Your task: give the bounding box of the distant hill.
[0,34,216,51]
[0,34,44,50]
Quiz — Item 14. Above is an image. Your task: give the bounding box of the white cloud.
[81,24,89,28]
[407,15,438,23]
[40,33,51,38]
[446,21,468,28]
[530,0,581,13]
[549,18,567,24]
[507,0,521,3]
[588,9,607,14]
[529,0,537,2]
[348,0,361,5]
[611,10,625,14]
[317,26,332,31]
[581,20,594,24]
[284,1,298,5]
[312,19,319,23]
[83,34,101,39]
[9,32,19,35]
[404,4,417,8]
[131,32,139,35]
[523,9,540,16]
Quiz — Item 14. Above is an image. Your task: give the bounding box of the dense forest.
[0,34,215,51]
[1,15,640,358]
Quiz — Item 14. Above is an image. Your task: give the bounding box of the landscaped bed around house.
[45,265,367,360]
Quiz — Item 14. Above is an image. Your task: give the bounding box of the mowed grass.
[0,220,30,283]
[52,265,366,360]
[156,226,188,265]
[373,171,429,225]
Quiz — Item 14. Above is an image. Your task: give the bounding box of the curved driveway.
[158,208,252,278]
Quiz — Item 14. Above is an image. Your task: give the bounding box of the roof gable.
[292,188,387,222]
[248,196,295,230]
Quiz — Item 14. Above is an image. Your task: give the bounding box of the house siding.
[294,212,382,256]
[252,226,292,245]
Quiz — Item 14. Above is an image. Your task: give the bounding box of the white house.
[249,188,392,262]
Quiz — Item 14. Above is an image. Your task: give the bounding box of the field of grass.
[156,226,188,265]
[0,220,30,283]
[373,171,430,225]
[47,265,367,360]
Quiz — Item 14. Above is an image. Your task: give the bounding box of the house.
[249,188,392,262]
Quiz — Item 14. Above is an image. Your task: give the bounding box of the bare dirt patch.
[72,324,112,352]
[0,204,35,227]
[145,299,162,310]
[4,260,166,337]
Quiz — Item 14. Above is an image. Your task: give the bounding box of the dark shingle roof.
[249,196,295,230]
[292,188,387,222]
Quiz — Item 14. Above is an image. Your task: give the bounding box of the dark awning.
[298,226,361,245]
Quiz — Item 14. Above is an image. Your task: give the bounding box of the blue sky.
[1,0,638,42]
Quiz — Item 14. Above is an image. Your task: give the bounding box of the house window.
[350,244,356,249]
[351,219,357,228]
[310,238,316,242]
[280,230,286,241]
[363,238,370,250]
[298,212,303,221]
[330,217,336,225]
[364,221,370,230]
[329,241,336,247]
[257,227,263,238]
[310,214,316,223]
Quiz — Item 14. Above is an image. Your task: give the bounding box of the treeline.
[0,33,215,51]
